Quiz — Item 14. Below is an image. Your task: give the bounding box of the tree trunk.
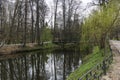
[62,0,66,42]
[29,0,34,43]
[36,0,40,45]
[23,0,28,47]
[53,0,59,41]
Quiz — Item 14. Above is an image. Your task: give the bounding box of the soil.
[101,40,120,80]
[101,54,120,80]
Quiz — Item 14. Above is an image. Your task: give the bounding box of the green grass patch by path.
[67,46,105,80]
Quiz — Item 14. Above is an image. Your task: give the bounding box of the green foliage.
[41,27,53,42]
[92,46,100,54]
[81,2,120,49]
[67,46,104,80]
[43,42,58,49]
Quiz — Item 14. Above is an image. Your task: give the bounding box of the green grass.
[15,43,58,53]
[67,46,105,80]
[42,42,58,49]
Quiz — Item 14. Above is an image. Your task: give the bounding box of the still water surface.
[0,50,82,80]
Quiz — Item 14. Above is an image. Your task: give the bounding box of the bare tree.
[36,0,40,45]
[62,0,66,42]
[8,0,19,44]
[23,0,28,47]
[53,0,59,41]
[29,0,34,43]
[39,0,48,44]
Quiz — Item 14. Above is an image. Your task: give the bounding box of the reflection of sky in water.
[0,51,82,80]
[28,53,82,80]
[45,53,82,80]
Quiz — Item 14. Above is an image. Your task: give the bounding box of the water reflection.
[0,50,82,80]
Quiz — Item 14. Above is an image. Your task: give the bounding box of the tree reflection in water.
[0,50,82,80]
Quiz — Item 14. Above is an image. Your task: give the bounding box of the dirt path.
[101,40,120,80]
[0,41,52,54]
[0,43,37,54]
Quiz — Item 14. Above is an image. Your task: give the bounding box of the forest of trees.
[0,1,120,80]
[0,0,52,46]
[0,0,82,47]
[0,0,120,49]
[81,0,120,53]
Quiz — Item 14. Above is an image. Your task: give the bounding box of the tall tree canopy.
[81,0,120,51]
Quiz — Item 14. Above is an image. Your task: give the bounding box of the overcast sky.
[45,0,94,23]
[45,0,94,15]
[46,0,93,8]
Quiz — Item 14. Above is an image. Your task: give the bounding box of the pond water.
[0,50,82,80]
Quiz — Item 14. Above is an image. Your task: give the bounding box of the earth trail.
[101,40,120,80]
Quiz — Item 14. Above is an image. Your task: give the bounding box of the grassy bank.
[0,42,80,54]
[67,46,105,80]
[14,43,59,53]
[54,43,80,51]
[16,43,80,53]
[0,43,59,54]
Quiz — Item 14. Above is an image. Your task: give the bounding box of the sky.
[9,0,94,16]
[46,0,93,5]
[46,0,93,9]
[45,0,94,23]
[81,0,93,5]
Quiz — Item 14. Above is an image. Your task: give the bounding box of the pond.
[0,50,82,80]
